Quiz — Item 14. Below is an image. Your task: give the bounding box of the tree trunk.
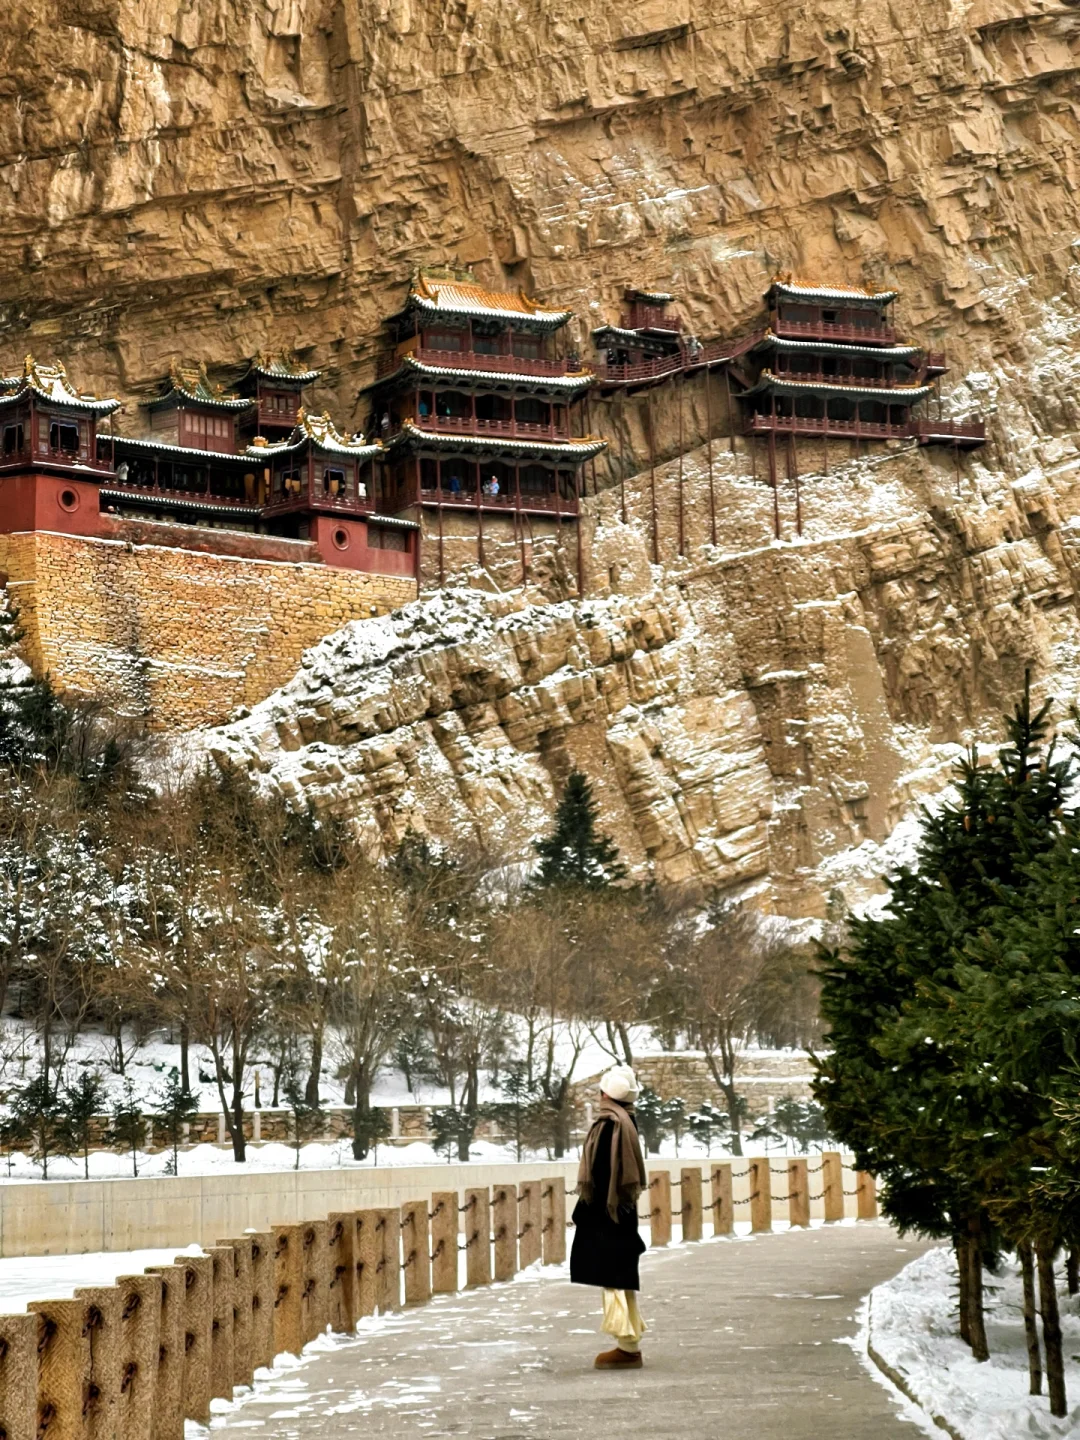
[351,1068,371,1161]
[1019,1242,1042,1396]
[305,1028,323,1107]
[1067,1247,1079,1297]
[956,1237,971,1345]
[179,1021,190,1094]
[1038,1245,1067,1418]
[616,1022,634,1067]
[230,1034,247,1162]
[967,1219,989,1362]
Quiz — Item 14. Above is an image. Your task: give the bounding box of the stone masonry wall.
[0,529,416,729]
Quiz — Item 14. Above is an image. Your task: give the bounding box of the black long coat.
[569,1117,646,1291]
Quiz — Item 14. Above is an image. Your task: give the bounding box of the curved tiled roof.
[391,354,594,393]
[105,434,255,465]
[245,352,321,383]
[145,360,252,412]
[391,421,606,459]
[768,277,898,305]
[750,332,921,360]
[746,370,930,401]
[0,356,120,415]
[408,271,572,330]
[247,408,381,460]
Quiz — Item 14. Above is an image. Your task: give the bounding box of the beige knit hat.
[599,1064,639,1102]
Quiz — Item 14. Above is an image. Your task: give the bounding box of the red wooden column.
[647,389,659,564]
[677,374,685,556]
[514,464,526,583]
[436,458,445,587]
[475,460,485,569]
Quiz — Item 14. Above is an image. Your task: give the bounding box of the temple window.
[50,420,79,454]
[2,423,23,455]
[323,466,346,496]
[281,467,303,496]
[420,458,438,491]
[512,334,541,359]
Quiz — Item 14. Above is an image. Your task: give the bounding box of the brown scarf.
[577,1097,648,1222]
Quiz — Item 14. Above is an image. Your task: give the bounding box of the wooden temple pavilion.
[365,267,605,586]
[591,289,737,390]
[236,352,322,442]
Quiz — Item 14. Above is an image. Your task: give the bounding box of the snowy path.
[207,1222,930,1439]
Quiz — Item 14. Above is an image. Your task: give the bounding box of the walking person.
[570,1064,649,1368]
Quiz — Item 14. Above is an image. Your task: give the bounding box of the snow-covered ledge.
[863,1248,1080,1439]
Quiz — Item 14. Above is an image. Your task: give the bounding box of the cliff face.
[2,0,1079,415]
[7,0,1080,909]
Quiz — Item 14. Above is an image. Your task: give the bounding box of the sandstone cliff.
[7,0,1080,909]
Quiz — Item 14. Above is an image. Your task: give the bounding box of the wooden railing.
[910,418,986,444]
[770,370,922,391]
[0,1154,876,1437]
[0,445,112,473]
[377,347,590,380]
[263,483,370,516]
[773,318,897,344]
[407,414,571,441]
[594,333,757,386]
[744,414,912,440]
[401,485,579,516]
[101,481,258,510]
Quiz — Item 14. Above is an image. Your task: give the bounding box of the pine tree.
[7,1069,73,1180]
[153,1067,199,1176]
[533,771,627,889]
[633,1087,668,1156]
[108,1079,145,1178]
[66,1069,107,1180]
[282,1066,327,1171]
[813,675,1075,1376]
[688,1100,728,1156]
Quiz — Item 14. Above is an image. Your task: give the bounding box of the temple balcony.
[773,317,897,346]
[910,418,985,448]
[620,305,682,332]
[593,336,750,388]
[377,347,589,381]
[768,371,921,391]
[101,478,260,513]
[263,482,371,517]
[744,413,912,442]
[924,351,948,376]
[397,414,573,442]
[0,444,113,475]
[253,399,302,430]
[383,482,578,518]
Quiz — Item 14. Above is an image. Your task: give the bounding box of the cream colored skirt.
[601,1288,648,1352]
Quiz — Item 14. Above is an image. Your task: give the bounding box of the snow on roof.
[751,332,921,360]
[388,354,594,392]
[100,488,260,516]
[0,355,121,415]
[627,289,676,303]
[145,360,253,412]
[391,421,606,459]
[245,352,321,383]
[105,434,256,465]
[768,277,898,305]
[247,408,381,459]
[408,269,572,330]
[747,370,931,400]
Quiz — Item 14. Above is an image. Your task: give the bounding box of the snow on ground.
[0,1244,206,1311]
[862,1246,1080,1438]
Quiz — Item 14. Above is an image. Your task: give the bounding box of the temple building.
[0,353,419,585]
[236,353,322,443]
[363,267,605,588]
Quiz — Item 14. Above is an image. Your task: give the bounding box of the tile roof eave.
[247,363,322,383]
[393,423,606,459]
[408,294,572,331]
[752,332,921,360]
[143,391,254,413]
[105,434,257,465]
[769,281,899,305]
[246,438,381,460]
[0,386,121,415]
[749,371,931,400]
[394,356,593,391]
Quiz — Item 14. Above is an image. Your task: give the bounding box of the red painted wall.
[311,514,416,578]
[0,472,111,538]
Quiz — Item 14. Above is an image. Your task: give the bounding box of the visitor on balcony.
[487,475,500,498]
[116,461,129,484]
[448,473,461,495]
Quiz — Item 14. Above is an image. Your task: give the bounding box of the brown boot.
[594,1347,643,1369]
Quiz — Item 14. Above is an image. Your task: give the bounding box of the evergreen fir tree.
[633,1087,668,1156]
[282,1066,327,1171]
[8,1069,73,1180]
[153,1067,199,1176]
[687,1100,728,1156]
[813,675,1075,1373]
[108,1079,145,1178]
[65,1069,107,1180]
[533,771,627,889]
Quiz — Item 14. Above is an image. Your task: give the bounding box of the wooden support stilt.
[724,366,736,456]
[706,367,716,547]
[677,375,685,556]
[475,465,485,571]
[647,391,659,563]
[436,471,445,588]
[514,465,526,584]
[767,432,780,539]
[789,431,802,536]
[822,426,829,477]
[618,395,628,525]
[574,471,585,596]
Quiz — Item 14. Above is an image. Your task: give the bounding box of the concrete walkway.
[211,1223,929,1439]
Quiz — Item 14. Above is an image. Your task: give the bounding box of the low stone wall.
[0,528,416,728]
[570,1052,815,1124]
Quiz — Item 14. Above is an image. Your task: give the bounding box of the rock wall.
[0,529,415,728]
[5,0,1080,905]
